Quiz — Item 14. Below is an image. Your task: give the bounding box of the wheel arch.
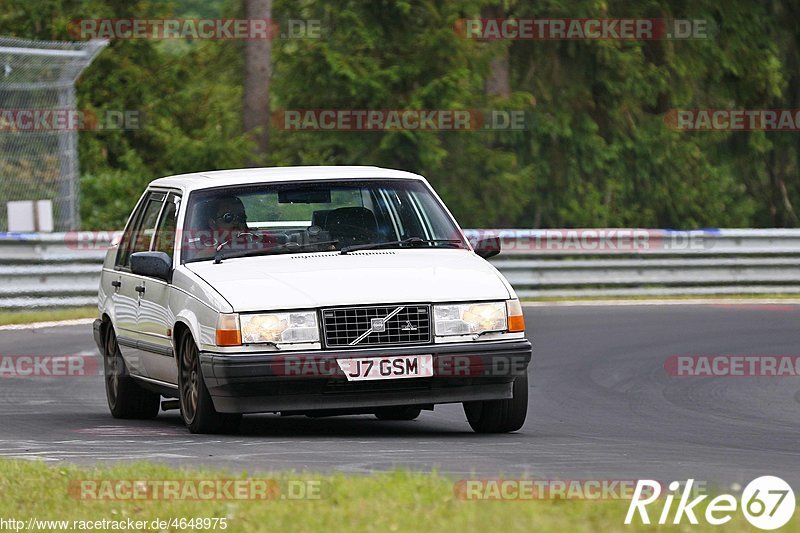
[172,320,192,360]
[99,312,114,343]
[172,315,200,367]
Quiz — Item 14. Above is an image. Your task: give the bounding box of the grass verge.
[0,459,776,532]
[0,307,96,326]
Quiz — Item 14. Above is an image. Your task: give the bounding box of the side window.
[116,192,165,269]
[153,194,179,260]
[115,195,148,269]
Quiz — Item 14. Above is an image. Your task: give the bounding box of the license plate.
[336,355,433,381]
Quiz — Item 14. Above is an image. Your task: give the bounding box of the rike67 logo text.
[625,476,795,530]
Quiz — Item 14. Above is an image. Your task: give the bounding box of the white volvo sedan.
[93,166,532,434]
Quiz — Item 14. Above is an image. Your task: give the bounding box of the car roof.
[148,166,429,193]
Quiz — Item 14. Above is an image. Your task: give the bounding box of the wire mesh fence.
[0,37,107,232]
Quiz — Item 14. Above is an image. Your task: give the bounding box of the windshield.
[180,179,466,263]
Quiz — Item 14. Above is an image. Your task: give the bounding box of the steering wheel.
[236,231,259,242]
[331,224,377,245]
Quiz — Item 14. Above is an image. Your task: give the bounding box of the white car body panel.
[185,249,512,312]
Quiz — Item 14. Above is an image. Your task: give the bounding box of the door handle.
[134,285,146,294]
[111,280,121,288]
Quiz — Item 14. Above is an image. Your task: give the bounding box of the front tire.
[103,325,160,419]
[463,373,528,433]
[178,333,241,434]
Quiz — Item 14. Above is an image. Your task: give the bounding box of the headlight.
[434,302,507,336]
[240,311,319,344]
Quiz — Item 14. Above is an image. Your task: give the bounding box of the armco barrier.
[1,229,799,308]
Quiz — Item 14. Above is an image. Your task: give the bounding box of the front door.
[136,193,180,385]
[112,191,166,377]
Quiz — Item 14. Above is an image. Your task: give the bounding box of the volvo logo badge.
[370,318,386,332]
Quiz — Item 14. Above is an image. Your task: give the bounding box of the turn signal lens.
[507,299,525,332]
[216,313,242,346]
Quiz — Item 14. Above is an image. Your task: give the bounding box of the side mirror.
[130,251,172,281]
[474,237,501,259]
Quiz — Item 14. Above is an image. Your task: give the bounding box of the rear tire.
[103,325,160,420]
[463,373,528,433]
[374,406,422,421]
[178,333,241,434]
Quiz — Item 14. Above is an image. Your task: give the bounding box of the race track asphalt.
[1,303,798,488]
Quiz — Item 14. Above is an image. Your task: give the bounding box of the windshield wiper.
[214,240,339,264]
[340,237,463,255]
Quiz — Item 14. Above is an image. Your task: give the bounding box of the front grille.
[322,305,431,348]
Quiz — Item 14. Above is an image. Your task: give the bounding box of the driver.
[188,195,253,260]
[208,195,249,233]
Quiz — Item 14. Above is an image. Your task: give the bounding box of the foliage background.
[0,0,798,230]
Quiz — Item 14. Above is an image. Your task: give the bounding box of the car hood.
[185,249,512,312]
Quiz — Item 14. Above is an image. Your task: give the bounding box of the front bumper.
[200,339,532,414]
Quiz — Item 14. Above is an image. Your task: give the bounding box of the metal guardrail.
[0,232,109,308]
[1,229,799,308]
[464,229,800,298]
